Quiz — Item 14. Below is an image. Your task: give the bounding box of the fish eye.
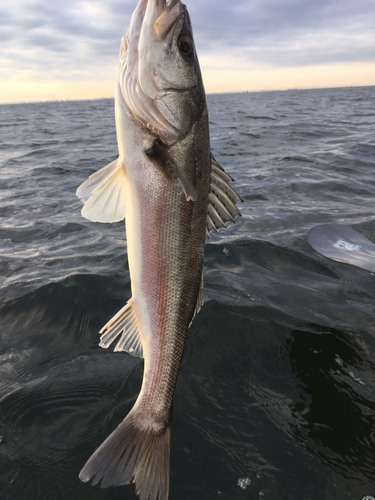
[178,37,193,57]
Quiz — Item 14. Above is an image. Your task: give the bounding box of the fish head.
[118,0,205,145]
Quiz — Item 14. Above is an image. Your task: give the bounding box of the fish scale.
[76,1,241,499]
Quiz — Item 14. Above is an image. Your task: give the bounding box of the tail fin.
[79,412,171,500]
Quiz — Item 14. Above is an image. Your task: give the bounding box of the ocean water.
[1,86,375,500]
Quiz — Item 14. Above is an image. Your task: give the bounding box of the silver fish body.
[76,1,242,499]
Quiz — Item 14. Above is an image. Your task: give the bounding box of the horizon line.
[1,84,374,106]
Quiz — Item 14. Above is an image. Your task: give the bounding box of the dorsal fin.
[207,154,243,237]
[99,300,143,358]
[189,273,204,327]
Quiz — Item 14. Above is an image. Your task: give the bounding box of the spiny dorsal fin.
[207,154,243,237]
[76,158,127,223]
[211,154,234,182]
[99,300,143,358]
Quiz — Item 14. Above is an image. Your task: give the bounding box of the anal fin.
[99,300,143,358]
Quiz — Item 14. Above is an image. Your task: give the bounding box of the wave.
[1,87,375,499]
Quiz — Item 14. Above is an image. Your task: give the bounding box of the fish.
[76,0,242,499]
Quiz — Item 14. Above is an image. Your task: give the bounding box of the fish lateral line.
[76,0,243,498]
[144,138,198,202]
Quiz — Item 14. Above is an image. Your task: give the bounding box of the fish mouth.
[154,0,185,41]
[118,0,198,144]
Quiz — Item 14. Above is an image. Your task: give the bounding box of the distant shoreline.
[1,84,374,106]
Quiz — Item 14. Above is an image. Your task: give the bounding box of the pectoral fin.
[145,140,197,202]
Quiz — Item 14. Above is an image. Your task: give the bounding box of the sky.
[0,0,374,103]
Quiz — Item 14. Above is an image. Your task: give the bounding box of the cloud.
[0,0,132,81]
[189,0,375,67]
[0,0,374,96]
